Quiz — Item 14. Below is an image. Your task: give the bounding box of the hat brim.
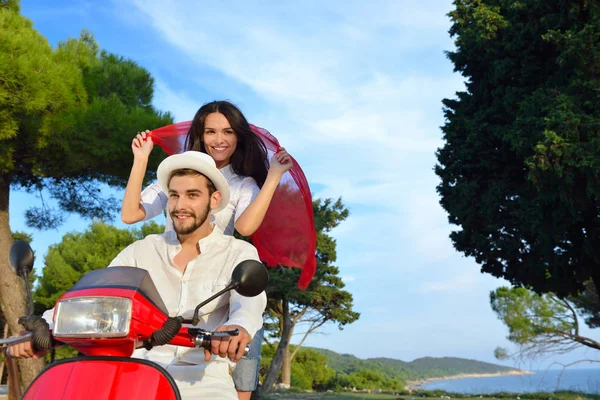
[157,153,230,214]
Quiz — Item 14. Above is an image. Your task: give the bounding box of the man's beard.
[171,204,211,235]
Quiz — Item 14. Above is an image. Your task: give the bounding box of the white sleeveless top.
[140,165,260,236]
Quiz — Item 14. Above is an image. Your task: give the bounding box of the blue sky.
[11,0,599,369]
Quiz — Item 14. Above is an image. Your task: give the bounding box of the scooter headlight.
[53,297,132,338]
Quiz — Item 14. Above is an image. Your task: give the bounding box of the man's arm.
[208,243,267,362]
[224,244,267,338]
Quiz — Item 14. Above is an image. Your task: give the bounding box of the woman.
[121,100,292,400]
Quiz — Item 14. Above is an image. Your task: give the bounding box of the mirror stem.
[191,283,237,326]
[23,274,34,317]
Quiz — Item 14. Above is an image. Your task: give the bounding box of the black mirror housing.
[231,260,269,297]
[9,240,34,278]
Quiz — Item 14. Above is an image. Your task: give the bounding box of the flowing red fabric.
[149,122,317,289]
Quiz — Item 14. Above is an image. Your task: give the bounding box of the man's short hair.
[168,169,216,196]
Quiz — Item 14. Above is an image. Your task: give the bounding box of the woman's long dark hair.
[185,101,269,188]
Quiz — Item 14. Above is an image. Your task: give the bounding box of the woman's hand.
[132,130,154,159]
[268,147,293,176]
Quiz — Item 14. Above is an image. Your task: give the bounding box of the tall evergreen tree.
[436,0,600,296]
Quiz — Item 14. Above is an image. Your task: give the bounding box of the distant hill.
[407,356,516,376]
[310,348,520,382]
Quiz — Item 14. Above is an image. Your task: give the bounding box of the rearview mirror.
[231,260,269,297]
[9,240,34,278]
[9,240,35,316]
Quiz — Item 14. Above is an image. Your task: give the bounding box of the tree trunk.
[261,298,292,395]
[0,175,44,387]
[281,341,292,387]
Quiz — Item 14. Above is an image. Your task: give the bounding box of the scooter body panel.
[23,357,181,400]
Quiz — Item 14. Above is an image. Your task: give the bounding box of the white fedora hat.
[157,151,230,213]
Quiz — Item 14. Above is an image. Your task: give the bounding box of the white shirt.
[44,225,267,369]
[141,164,261,235]
[108,225,267,367]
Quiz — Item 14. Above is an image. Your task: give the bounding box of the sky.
[10,0,599,370]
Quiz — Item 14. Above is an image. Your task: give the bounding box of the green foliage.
[11,231,32,243]
[332,369,404,392]
[0,4,86,171]
[291,348,336,390]
[491,287,572,345]
[494,346,510,360]
[259,344,336,391]
[490,286,600,356]
[33,221,164,310]
[1,5,173,229]
[1,0,20,12]
[436,0,600,296]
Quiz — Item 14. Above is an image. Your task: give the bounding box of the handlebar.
[6,315,251,359]
[146,318,250,357]
[0,316,54,353]
[188,328,250,357]
[0,333,33,347]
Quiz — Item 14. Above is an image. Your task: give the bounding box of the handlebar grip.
[18,316,53,351]
[191,334,250,357]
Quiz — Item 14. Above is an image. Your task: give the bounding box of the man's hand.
[204,325,251,363]
[7,331,47,360]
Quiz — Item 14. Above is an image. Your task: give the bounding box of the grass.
[262,392,600,400]
[263,393,399,400]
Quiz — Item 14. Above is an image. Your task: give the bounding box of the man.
[10,151,267,400]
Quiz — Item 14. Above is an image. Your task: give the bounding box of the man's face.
[167,174,218,235]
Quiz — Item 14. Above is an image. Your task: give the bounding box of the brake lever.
[187,328,239,338]
[208,329,239,338]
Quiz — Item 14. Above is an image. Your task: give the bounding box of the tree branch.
[292,306,308,324]
[289,318,327,361]
[550,295,579,334]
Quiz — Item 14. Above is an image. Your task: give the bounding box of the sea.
[419,369,600,395]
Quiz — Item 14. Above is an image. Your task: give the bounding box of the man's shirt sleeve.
[224,243,267,338]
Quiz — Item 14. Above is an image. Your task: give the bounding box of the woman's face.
[202,112,238,168]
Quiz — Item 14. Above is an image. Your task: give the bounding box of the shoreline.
[407,370,535,390]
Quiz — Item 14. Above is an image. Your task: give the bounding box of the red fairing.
[149,121,317,289]
[55,288,171,357]
[23,359,179,400]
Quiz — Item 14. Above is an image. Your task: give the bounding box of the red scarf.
[150,122,316,289]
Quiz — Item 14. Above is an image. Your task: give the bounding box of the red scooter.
[2,240,268,400]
